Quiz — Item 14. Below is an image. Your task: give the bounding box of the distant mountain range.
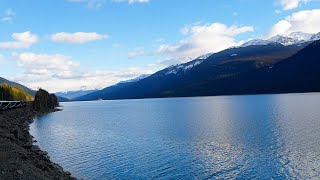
[55,90,96,100]
[74,32,320,101]
[3,32,320,102]
[73,75,151,101]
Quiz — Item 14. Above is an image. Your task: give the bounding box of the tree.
[33,89,59,112]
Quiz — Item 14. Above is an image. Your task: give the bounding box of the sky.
[0,0,320,92]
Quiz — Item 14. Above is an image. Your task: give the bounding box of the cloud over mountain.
[157,22,254,59]
[268,9,320,37]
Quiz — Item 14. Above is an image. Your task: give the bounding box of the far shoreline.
[65,91,320,103]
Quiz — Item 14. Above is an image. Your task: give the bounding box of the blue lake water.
[30,93,320,179]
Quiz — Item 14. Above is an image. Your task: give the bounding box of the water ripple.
[30,94,320,179]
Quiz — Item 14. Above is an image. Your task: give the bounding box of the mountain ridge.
[75,39,315,100]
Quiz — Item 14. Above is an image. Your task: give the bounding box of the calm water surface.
[30,94,320,179]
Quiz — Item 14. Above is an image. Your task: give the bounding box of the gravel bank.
[0,105,76,180]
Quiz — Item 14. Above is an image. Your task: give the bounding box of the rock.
[36,160,46,170]
[31,145,41,152]
[18,151,28,160]
[23,142,33,149]
[0,106,75,179]
[53,164,64,174]
[65,171,71,176]
[38,151,48,156]
[0,127,9,133]
[13,125,24,140]
[0,128,15,140]
[0,132,15,140]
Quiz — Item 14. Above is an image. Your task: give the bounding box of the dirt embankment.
[0,105,76,180]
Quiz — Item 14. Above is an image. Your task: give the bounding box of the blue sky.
[0,0,319,92]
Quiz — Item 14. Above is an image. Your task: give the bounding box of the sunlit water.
[30,93,320,179]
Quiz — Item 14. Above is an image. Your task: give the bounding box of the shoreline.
[0,105,76,180]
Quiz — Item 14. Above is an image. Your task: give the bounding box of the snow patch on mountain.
[240,39,273,47]
[239,32,319,47]
[310,33,320,41]
[119,74,151,84]
[288,32,313,41]
[165,59,204,75]
[268,35,299,46]
[197,52,214,60]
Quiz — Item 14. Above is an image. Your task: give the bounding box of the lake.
[30,93,320,179]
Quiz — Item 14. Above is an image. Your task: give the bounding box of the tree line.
[0,84,33,101]
[0,84,59,112]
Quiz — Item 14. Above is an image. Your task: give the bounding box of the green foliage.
[0,83,33,101]
[33,89,59,112]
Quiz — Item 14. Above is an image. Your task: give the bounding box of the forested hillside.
[0,84,33,101]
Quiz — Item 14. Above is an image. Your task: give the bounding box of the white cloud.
[277,0,311,10]
[11,52,153,92]
[113,0,149,4]
[13,53,80,71]
[1,9,15,23]
[0,32,38,49]
[128,47,147,59]
[157,22,254,59]
[267,9,320,37]
[68,0,148,9]
[12,66,153,93]
[51,32,108,44]
[67,0,106,9]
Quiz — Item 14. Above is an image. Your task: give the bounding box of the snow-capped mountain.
[158,32,320,78]
[240,39,275,47]
[75,36,317,101]
[197,52,214,60]
[310,33,320,41]
[119,74,151,84]
[239,32,319,47]
[268,35,299,46]
[55,90,97,99]
[161,32,320,78]
[162,59,204,76]
[287,32,313,41]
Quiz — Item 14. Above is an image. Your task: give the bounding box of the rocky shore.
[0,105,76,180]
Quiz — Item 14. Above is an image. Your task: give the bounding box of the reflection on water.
[30,93,320,179]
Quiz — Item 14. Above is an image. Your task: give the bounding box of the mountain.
[75,38,314,101]
[268,35,300,46]
[287,32,313,41]
[56,96,70,102]
[310,32,320,41]
[240,39,276,47]
[240,32,316,47]
[74,74,151,101]
[175,39,320,96]
[0,77,36,96]
[55,90,97,100]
